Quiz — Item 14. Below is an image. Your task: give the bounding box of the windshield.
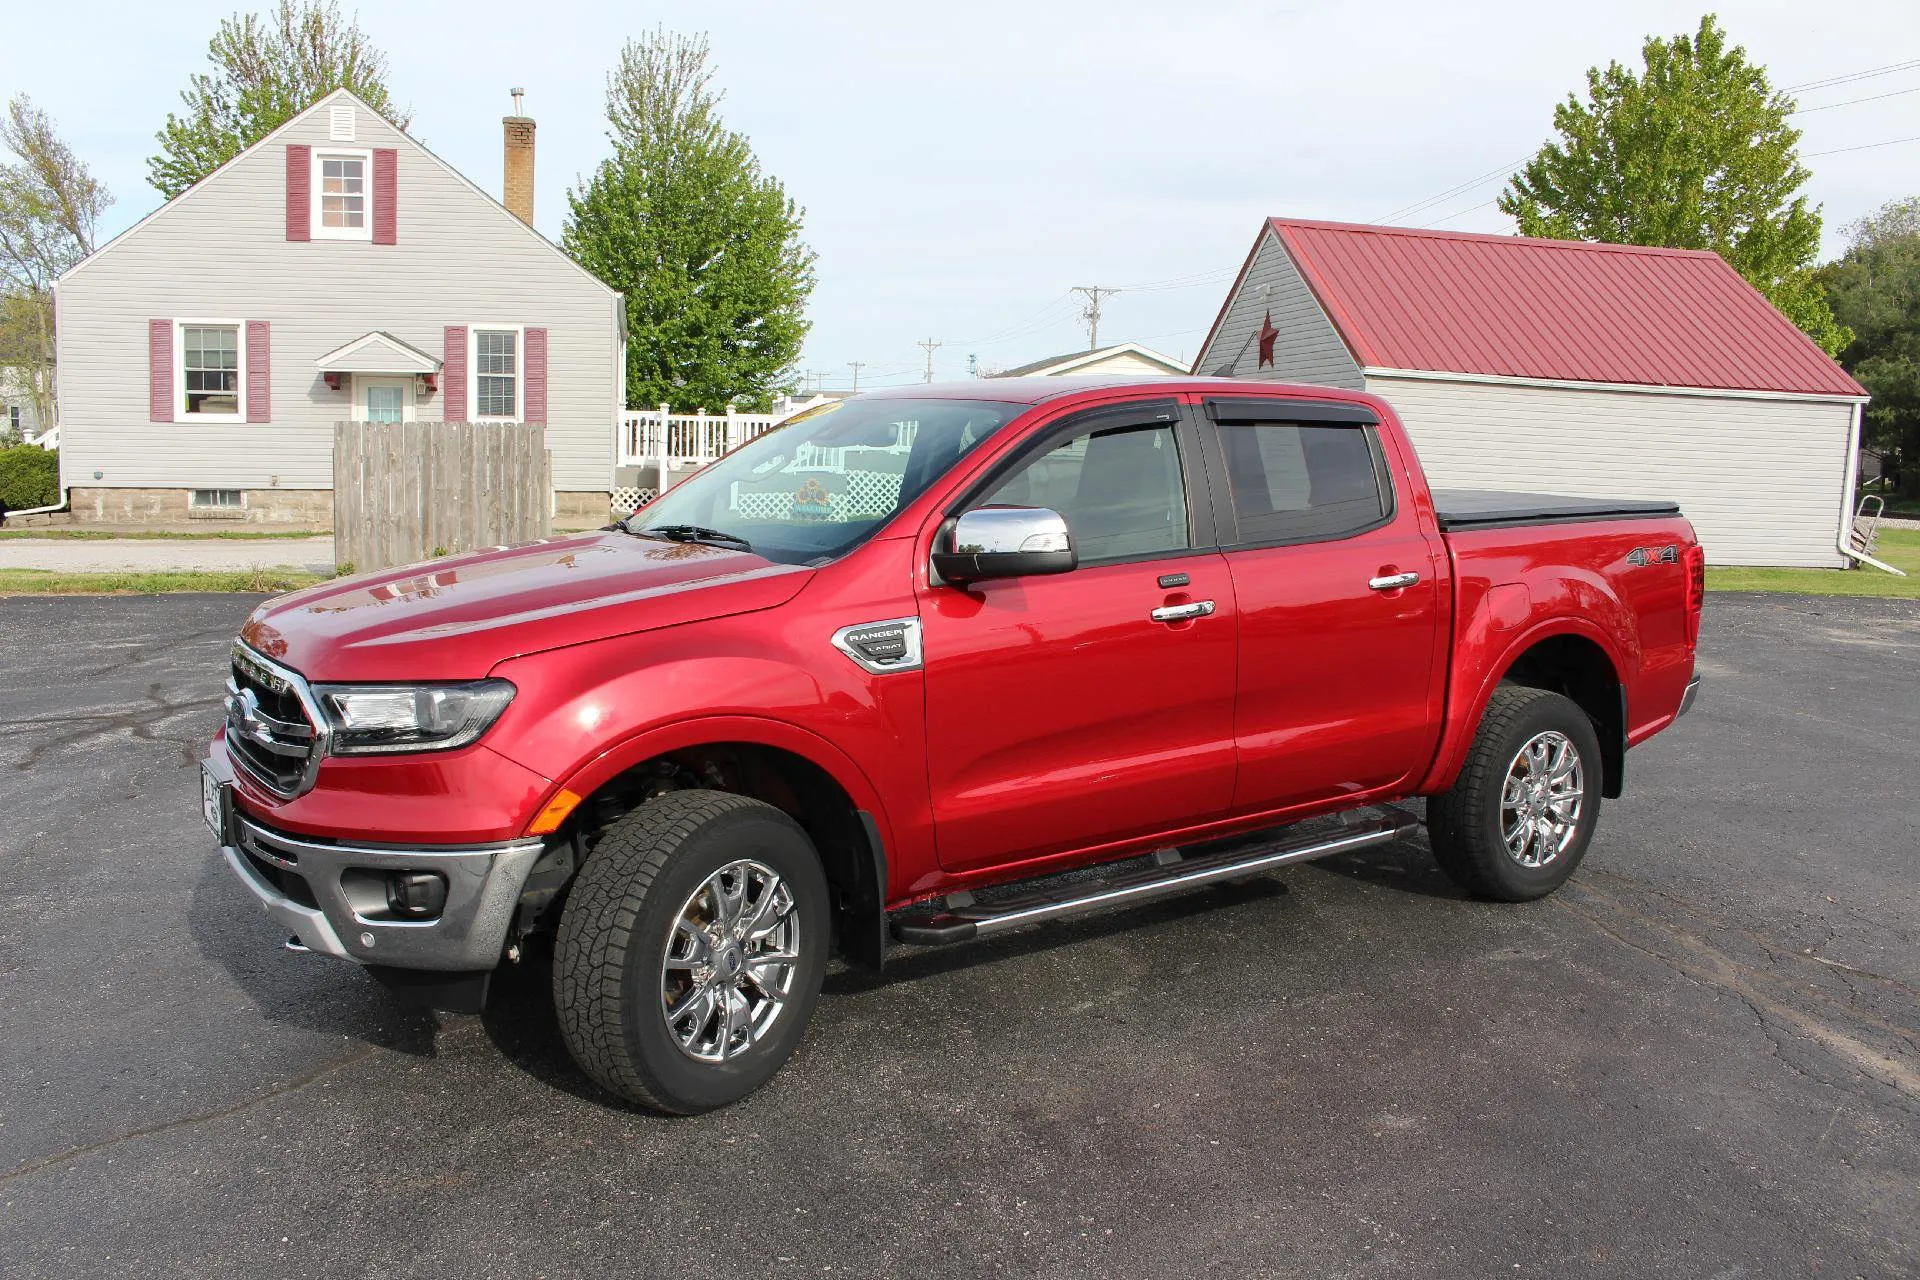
[623,398,1026,565]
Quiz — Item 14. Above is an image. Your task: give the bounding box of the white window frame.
[468,324,525,423]
[189,488,247,510]
[311,147,374,241]
[174,319,246,421]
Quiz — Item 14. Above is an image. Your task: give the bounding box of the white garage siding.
[55,91,621,496]
[1367,374,1855,568]
[1193,230,1362,388]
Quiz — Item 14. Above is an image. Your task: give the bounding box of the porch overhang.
[315,331,444,391]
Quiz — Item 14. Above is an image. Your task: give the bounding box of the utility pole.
[847,361,865,393]
[917,338,944,383]
[1071,286,1120,351]
[967,353,978,378]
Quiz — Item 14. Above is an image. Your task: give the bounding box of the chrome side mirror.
[932,506,1077,584]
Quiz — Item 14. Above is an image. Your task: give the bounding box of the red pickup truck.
[203,377,1703,1112]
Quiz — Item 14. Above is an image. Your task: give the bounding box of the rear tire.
[552,789,829,1114]
[1428,686,1602,902]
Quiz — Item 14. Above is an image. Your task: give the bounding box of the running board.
[891,810,1419,946]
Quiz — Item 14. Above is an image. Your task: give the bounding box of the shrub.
[0,446,59,510]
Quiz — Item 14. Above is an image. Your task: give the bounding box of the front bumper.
[206,753,546,971]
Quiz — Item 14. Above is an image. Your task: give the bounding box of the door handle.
[1368,572,1421,591]
[1150,600,1216,623]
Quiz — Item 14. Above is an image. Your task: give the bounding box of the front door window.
[366,385,404,423]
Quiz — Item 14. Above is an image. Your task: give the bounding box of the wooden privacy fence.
[333,420,552,573]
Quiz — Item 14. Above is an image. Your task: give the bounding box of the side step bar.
[892,810,1419,946]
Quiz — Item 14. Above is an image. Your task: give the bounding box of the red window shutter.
[285,145,311,242]
[246,322,271,422]
[372,149,397,244]
[149,320,173,422]
[443,326,468,421]
[524,327,548,422]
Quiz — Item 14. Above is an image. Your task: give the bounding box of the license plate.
[201,766,229,843]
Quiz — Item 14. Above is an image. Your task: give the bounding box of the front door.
[356,376,414,423]
[918,402,1238,874]
[1203,404,1446,813]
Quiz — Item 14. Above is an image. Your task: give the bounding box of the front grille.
[225,645,320,797]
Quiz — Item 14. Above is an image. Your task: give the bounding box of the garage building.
[1192,218,1870,567]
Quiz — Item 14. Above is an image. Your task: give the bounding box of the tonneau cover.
[1433,489,1681,532]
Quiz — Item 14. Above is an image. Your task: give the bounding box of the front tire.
[1428,686,1602,902]
[553,789,829,1114]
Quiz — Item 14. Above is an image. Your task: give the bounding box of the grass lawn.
[0,568,328,596]
[0,528,329,541]
[1707,527,1920,599]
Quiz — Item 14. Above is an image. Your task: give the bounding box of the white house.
[55,90,623,526]
[1193,218,1871,568]
[992,342,1187,379]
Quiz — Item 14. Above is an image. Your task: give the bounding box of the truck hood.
[239,532,811,682]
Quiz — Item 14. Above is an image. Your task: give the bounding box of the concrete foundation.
[67,488,614,532]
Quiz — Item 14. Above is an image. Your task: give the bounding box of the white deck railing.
[618,405,792,472]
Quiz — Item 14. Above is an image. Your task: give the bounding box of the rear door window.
[1216,422,1390,544]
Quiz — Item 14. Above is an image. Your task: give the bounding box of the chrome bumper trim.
[211,756,546,971]
[1677,673,1702,719]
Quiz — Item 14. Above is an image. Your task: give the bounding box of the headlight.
[313,680,515,755]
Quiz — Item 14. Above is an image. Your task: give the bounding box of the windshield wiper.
[631,523,754,552]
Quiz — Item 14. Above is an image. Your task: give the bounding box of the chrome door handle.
[1368,572,1421,591]
[1150,600,1216,623]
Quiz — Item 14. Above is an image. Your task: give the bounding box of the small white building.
[1193,218,1871,567]
[992,342,1187,380]
[55,89,623,525]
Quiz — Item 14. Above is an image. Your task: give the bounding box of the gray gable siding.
[1195,229,1362,389]
[57,93,621,494]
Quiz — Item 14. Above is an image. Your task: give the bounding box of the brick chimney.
[503,87,535,225]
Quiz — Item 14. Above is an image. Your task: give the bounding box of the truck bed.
[1432,489,1681,532]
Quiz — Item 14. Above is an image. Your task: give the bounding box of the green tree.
[1820,199,1920,499]
[1499,14,1848,355]
[1,96,111,436]
[564,29,815,411]
[148,0,409,199]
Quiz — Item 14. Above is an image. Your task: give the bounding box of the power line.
[1791,83,1920,114]
[1071,285,1120,350]
[1375,54,1920,230]
[1805,133,1920,157]
[916,338,944,382]
[1784,57,1920,94]
[1378,156,1530,224]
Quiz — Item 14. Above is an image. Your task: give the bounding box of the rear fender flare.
[1420,616,1628,796]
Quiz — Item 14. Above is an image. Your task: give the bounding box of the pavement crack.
[1558,885,1920,1111]
[9,686,220,771]
[1,1046,384,1185]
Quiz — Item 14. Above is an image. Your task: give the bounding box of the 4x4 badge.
[1625,545,1678,567]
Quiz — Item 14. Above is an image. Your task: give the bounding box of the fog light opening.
[385,871,449,920]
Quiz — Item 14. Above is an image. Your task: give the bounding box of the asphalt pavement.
[0,591,1915,1278]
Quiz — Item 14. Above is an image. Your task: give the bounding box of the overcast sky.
[14,0,1920,390]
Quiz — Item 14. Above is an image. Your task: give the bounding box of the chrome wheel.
[1499,730,1585,869]
[659,859,801,1063]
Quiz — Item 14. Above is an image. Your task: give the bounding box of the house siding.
[57,93,619,497]
[1195,230,1362,388]
[1366,374,1853,568]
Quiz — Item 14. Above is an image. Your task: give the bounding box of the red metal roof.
[1247,218,1865,398]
